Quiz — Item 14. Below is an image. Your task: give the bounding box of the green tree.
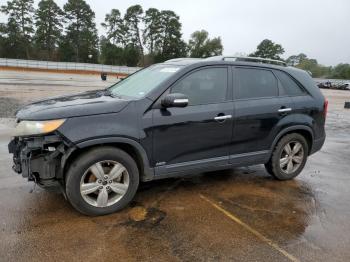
[154,10,187,62]
[297,58,331,78]
[99,36,124,65]
[60,0,99,63]
[0,23,6,57]
[331,64,350,79]
[123,45,140,67]
[101,9,127,47]
[188,30,223,58]
[287,53,331,78]
[297,57,318,71]
[100,6,144,67]
[1,0,35,59]
[286,53,307,66]
[249,39,285,60]
[34,0,64,60]
[143,8,162,55]
[124,5,144,65]
[0,20,27,58]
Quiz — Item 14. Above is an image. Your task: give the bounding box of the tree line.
[249,39,350,80]
[1,0,349,79]
[0,0,223,66]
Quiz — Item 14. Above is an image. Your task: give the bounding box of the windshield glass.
[109,64,182,98]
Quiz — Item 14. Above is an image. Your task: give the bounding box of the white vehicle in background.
[343,82,350,90]
[317,80,350,90]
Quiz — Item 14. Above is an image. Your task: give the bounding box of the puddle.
[126,206,167,228]
[128,206,148,222]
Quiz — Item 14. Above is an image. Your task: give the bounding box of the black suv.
[8,56,327,216]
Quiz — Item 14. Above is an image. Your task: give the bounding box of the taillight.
[324,99,328,118]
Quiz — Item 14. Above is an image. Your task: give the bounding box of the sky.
[1,0,349,66]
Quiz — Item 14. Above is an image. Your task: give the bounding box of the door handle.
[278,108,292,113]
[214,115,232,121]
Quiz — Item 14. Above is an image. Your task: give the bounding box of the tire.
[65,146,139,216]
[265,133,309,180]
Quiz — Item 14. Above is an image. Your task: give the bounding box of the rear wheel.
[265,133,309,180]
[65,147,139,216]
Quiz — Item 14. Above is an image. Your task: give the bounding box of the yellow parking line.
[199,194,300,262]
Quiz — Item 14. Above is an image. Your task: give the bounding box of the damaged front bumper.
[8,134,72,189]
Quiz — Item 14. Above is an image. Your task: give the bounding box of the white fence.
[0,58,141,74]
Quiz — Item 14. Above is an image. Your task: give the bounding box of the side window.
[171,67,228,105]
[275,71,306,96]
[237,68,278,99]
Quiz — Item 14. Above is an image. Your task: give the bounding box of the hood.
[16,90,131,120]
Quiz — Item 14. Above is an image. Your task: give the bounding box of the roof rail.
[205,56,287,66]
[164,58,203,63]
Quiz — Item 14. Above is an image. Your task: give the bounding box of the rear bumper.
[310,135,326,155]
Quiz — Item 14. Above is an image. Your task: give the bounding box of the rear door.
[230,67,294,164]
[274,70,327,141]
[273,70,313,117]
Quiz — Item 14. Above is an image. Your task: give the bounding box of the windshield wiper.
[103,89,112,96]
[102,89,122,98]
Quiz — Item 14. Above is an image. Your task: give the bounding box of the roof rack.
[205,56,287,66]
[164,58,203,63]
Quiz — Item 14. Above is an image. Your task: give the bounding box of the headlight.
[14,119,66,136]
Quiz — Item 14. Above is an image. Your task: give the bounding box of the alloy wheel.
[279,141,304,174]
[80,160,129,207]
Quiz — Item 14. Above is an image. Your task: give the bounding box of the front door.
[151,66,234,176]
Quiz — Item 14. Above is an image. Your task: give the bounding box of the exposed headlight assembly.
[14,119,66,136]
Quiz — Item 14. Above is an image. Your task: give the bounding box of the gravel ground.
[0,70,119,117]
[0,97,22,118]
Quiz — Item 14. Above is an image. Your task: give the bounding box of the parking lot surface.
[1,70,350,261]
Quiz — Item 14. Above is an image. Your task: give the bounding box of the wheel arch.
[61,137,154,182]
[270,125,314,157]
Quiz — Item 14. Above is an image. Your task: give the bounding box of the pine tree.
[101,9,127,47]
[124,5,144,65]
[60,0,99,63]
[0,0,35,59]
[155,10,187,62]
[143,8,162,55]
[34,0,64,60]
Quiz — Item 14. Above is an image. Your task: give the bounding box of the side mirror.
[161,93,189,108]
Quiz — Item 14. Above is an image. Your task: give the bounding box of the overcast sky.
[1,0,349,65]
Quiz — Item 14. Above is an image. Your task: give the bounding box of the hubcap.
[80,160,129,208]
[280,141,304,174]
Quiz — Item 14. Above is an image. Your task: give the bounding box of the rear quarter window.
[275,70,306,96]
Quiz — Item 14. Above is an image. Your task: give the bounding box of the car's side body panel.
[151,101,234,166]
[57,102,139,144]
[231,97,294,155]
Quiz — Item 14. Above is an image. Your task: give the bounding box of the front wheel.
[65,147,139,216]
[265,133,309,180]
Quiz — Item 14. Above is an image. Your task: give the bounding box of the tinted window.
[171,67,228,105]
[237,68,278,99]
[275,71,306,96]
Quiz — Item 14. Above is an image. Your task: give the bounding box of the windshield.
[109,64,182,98]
